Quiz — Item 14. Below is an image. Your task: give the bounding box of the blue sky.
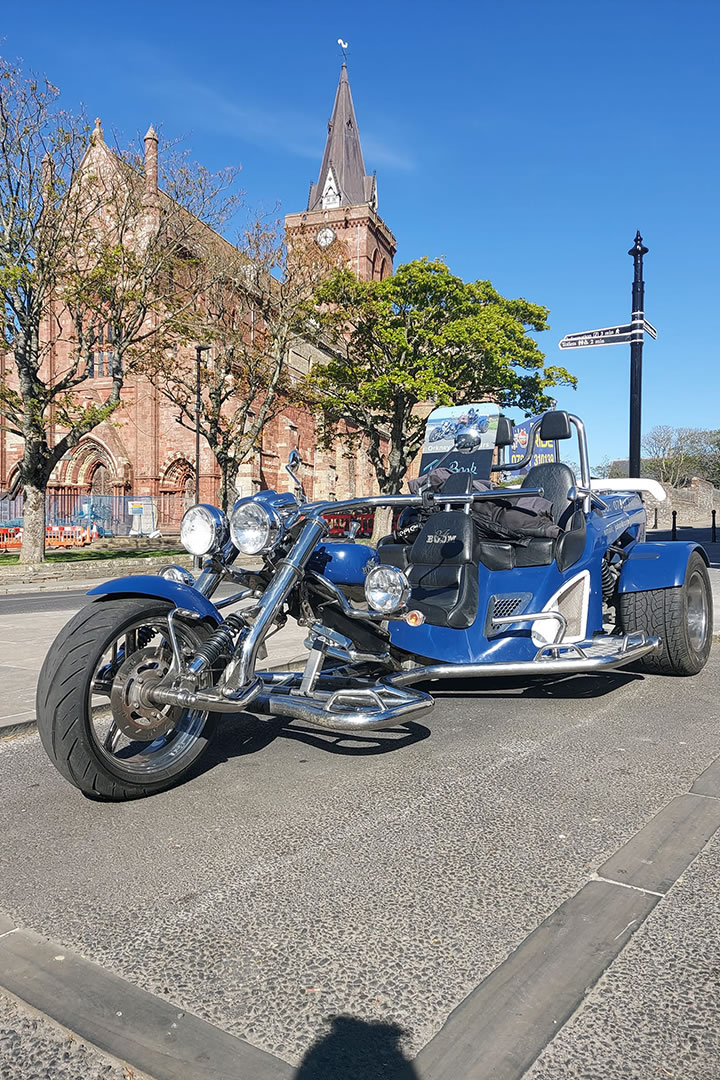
[3,0,718,465]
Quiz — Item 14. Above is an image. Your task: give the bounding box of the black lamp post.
[194,345,211,504]
[628,231,648,479]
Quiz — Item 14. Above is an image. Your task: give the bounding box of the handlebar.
[307,488,545,518]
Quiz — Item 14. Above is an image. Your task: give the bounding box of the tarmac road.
[0,583,241,616]
[0,649,719,1078]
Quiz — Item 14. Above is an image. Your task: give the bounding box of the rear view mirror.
[288,449,301,469]
[539,410,572,441]
[495,416,514,448]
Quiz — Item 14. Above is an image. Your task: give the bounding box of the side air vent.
[485,592,533,638]
[531,570,590,646]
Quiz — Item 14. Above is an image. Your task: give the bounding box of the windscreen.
[419,403,500,481]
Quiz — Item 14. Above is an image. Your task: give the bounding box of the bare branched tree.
[143,218,340,509]
[642,425,712,488]
[0,56,240,561]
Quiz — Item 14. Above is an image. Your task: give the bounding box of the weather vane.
[338,38,348,62]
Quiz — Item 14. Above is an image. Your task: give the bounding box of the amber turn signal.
[405,610,425,627]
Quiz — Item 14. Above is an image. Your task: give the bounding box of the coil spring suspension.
[601,557,617,600]
[190,613,246,672]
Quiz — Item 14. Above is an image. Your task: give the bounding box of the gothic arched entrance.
[160,458,195,528]
[90,462,112,496]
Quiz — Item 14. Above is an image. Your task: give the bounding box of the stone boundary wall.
[0,553,195,588]
[644,477,720,525]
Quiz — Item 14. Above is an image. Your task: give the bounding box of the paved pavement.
[1,549,719,1078]
[0,584,308,737]
[1,644,719,1077]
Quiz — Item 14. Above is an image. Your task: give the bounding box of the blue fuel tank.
[307,541,379,586]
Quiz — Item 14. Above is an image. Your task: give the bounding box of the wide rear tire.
[36,598,217,800]
[618,550,713,675]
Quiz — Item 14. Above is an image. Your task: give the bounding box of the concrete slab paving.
[0,656,718,1069]
[525,832,720,1080]
[415,879,659,1079]
[0,929,291,1080]
[597,791,720,894]
[0,991,136,1080]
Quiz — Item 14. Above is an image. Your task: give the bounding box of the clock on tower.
[315,227,336,249]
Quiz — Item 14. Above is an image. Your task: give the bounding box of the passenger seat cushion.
[377,542,410,569]
[521,463,576,526]
[555,509,587,571]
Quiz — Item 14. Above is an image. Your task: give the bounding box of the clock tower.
[285,64,396,281]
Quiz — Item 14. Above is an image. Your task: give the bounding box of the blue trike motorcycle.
[37,410,713,799]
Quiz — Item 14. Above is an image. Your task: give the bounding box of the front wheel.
[618,551,713,675]
[36,598,217,800]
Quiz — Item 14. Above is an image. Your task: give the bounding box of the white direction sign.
[643,318,657,339]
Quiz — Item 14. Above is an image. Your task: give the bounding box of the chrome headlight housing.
[179,504,229,557]
[229,492,299,556]
[230,501,275,555]
[364,564,411,615]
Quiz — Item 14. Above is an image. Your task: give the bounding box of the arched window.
[370,249,378,280]
[379,257,387,281]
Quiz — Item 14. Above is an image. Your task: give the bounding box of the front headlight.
[179,505,229,557]
[230,501,278,555]
[364,564,411,614]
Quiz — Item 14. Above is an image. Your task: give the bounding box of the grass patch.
[0,548,185,567]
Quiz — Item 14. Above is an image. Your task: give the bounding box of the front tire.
[36,598,217,800]
[618,551,713,675]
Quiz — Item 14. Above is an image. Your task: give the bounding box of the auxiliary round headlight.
[230,501,278,555]
[364,564,411,615]
[159,564,196,586]
[179,505,229,557]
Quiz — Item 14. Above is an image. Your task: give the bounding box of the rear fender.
[87,574,222,622]
[617,542,708,593]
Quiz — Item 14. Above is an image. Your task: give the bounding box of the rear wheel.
[618,550,712,675]
[36,598,217,800]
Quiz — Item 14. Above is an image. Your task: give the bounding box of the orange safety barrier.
[0,524,94,552]
[0,527,23,551]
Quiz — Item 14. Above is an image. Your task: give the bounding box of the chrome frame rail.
[387,632,660,686]
[252,678,434,731]
[250,633,660,731]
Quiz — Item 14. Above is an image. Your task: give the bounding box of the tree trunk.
[218,459,239,512]
[20,484,46,564]
[370,505,394,546]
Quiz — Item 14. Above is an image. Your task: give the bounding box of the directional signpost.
[558,232,655,478]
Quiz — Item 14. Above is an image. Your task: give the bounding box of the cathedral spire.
[308,64,375,212]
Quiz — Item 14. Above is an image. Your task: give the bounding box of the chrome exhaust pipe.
[147,676,262,714]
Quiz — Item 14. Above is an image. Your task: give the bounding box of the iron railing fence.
[0,493,189,536]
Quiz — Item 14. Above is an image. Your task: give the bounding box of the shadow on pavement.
[430,669,643,700]
[188,669,643,783]
[294,1015,419,1080]
[188,713,431,781]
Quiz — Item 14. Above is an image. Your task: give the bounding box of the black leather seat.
[406,509,478,629]
[521,462,576,526]
[377,473,474,570]
[475,463,579,571]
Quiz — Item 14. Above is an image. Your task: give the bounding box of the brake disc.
[110,646,181,741]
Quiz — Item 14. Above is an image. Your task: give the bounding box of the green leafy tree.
[0,56,239,562]
[311,258,576,534]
